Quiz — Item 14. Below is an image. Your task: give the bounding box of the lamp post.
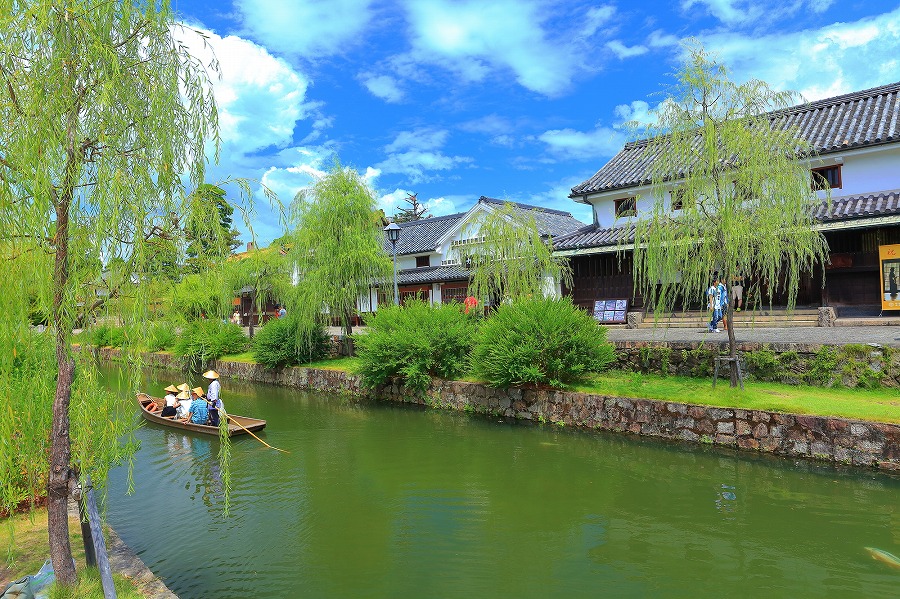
[385,222,401,305]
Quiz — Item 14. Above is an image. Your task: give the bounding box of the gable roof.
[385,196,587,256]
[384,212,466,256]
[553,189,900,252]
[571,81,900,197]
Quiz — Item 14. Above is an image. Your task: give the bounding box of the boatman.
[203,370,223,427]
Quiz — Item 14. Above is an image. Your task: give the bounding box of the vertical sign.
[879,244,900,310]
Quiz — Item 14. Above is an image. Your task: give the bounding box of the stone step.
[636,321,819,329]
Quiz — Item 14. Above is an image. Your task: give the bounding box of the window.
[442,286,468,303]
[671,189,685,211]
[415,255,430,268]
[614,197,637,217]
[811,165,842,190]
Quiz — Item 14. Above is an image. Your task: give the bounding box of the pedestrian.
[718,276,729,331]
[277,305,286,319]
[463,295,478,315]
[707,275,722,333]
[731,273,744,312]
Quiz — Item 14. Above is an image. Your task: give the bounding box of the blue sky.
[174,0,900,244]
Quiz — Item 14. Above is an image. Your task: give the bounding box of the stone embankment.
[110,349,900,472]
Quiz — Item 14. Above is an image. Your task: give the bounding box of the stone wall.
[612,340,900,388]
[104,348,900,471]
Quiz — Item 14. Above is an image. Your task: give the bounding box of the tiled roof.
[553,189,900,251]
[385,212,465,256]
[478,196,586,237]
[815,188,900,223]
[384,197,587,256]
[572,81,900,196]
[397,264,470,284]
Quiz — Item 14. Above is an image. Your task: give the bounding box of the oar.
[226,413,289,453]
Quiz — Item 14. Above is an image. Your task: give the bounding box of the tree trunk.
[48,197,77,586]
[343,309,354,356]
[725,298,738,387]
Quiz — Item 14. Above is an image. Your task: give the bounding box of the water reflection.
[105,366,900,599]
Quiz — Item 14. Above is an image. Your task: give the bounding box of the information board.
[879,244,900,310]
[593,299,628,323]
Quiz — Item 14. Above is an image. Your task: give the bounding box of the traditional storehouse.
[558,81,900,317]
[383,196,586,305]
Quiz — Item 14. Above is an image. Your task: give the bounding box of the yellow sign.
[879,244,900,310]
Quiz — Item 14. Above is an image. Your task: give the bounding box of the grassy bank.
[1,508,144,598]
[225,355,899,424]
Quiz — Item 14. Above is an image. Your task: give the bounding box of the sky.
[173,0,900,245]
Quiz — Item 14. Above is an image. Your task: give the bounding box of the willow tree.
[287,163,392,352]
[460,202,571,304]
[626,44,829,386]
[0,0,223,584]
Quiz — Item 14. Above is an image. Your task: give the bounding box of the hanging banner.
[879,244,900,310]
[593,299,628,323]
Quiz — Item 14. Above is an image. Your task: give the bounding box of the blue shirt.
[189,398,209,424]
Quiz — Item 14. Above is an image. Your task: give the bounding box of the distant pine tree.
[394,192,431,223]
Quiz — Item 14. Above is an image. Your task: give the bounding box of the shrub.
[471,297,615,388]
[148,321,178,352]
[355,301,478,392]
[252,315,329,368]
[175,319,248,371]
[90,324,126,348]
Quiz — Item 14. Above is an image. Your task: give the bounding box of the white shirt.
[176,400,192,418]
[207,379,221,403]
[164,393,177,407]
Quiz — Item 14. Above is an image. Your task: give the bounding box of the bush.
[252,315,329,368]
[148,321,178,352]
[355,301,477,392]
[175,319,248,370]
[91,324,126,348]
[471,297,615,388]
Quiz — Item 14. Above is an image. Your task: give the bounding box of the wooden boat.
[136,393,267,437]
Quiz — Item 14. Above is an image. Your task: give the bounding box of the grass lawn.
[1,508,144,598]
[575,371,900,424]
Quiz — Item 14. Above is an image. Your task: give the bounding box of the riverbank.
[107,348,900,472]
[1,504,176,598]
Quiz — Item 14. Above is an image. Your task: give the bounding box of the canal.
[104,367,900,598]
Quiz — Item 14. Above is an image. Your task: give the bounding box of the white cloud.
[404,0,578,96]
[359,73,405,103]
[582,5,617,38]
[648,29,679,48]
[537,125,627,161]
[606,40,649,59]
[700,6,900,100]
[377,128,473,183]
[235,0,374,57]
[176,27,312,154]
[614,100,658,127]
[682,0,835,26]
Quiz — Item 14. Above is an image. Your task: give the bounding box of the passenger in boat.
[183,388,209,425]
[203,370,222,427]
[160,385,179,417]
[175,390,192,419]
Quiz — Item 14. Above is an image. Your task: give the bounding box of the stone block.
[679,429,700,442]
[688,406,708,419]
[736,420,752,436]
[737,437,760,450]
[697,419,715,434]
[791,440,809,455]
[709,408,735,420]
[715,434,737,446]
[753,423,769,439]
[717,421,735,434]
[810,441,832,457]
[854,439,885,453]
[850,423,870,437]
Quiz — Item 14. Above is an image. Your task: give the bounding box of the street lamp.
[385,222,401,305]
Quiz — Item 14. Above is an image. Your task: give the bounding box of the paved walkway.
[607,325,900,346]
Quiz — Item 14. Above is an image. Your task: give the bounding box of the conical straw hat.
[177,383,190,392]
[164,385,179,393]
[192,387,205,396]
[202,370,219,380]
[176,391,190,400]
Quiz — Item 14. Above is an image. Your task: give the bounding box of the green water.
[104,367,900,598]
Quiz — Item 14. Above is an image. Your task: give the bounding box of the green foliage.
[170,273,229,322]
[459,201,571,303]
[175,320,248,372]
[286,162,393,338]
[471,297,615,388]
[355,301,478,392]
[805,346,839,387]
[252,315,329,368]
[639,346,671,376]
[147,321,178,352]
[90,325,126,348]
[625,43,829,385]
[184,184,242,274]
[744,345,782,381]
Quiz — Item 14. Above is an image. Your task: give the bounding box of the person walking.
[707,275,723,333]
[731,273,744,312]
